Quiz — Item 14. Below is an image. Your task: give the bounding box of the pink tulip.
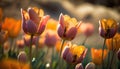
[57,13,80,40]
[79,23,94,37]
[44,30,60,47]
[61,45,87,64]
[21,8,50,35]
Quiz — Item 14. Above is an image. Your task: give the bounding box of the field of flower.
[0,0,120,69]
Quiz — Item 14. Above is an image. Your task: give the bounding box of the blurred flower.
[75,63,84,69]
[79,22,94,36]
[46,18,58,31]
[106,33,120,51]
[18,51,27,63]
[85,62,95,69]
[99,18,118,38]
[0,30,8,45]
[62,44,87,64]
[16,39,25,49]
[91,48,108,65]
[55,40,67,52]
[3,41,10,53]
[117,48,120,60]
[23,34,38,46]
[38,36,45,48]
[57,13,80,40]
[44,30,60,47]
[0,8,3,20]
[2,18,21,38]
[0,59,30,69]
[21,7,50,35]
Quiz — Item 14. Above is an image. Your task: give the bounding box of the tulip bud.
[18,51,27,63]
[62,46,74,63]
[117,48,120,60]
[85,62,95,69]
[16,39,24,49]
[75,63,84,69]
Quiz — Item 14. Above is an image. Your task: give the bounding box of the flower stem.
[102,38,106,69]
[30,35,33,69]
[108,38,115,69]
[82,36,88,45]
[50,47,54,69]
[107,51,110,69]
[58,39,65,69]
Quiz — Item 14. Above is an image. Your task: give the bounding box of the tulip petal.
[77,49,88,63]
[75,63,84,69]
[26,20,37,35]
[57,24,64,38]
[65,27,77,40]
[21,9,28,33]
[62,46,70,59]
[28,8,40,24]
[37,15,50,35]
[59,13,65,29]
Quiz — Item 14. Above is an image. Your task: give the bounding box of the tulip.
[57,13,80,40]
[75,63,84,69]
[44,30,60,47]
[21,7,50,35]
[0,59,30,69]
[2,18,21,38]
[106,33,120,51]
[91,48,108,65]
[18,51,27,63]
[62,44,87,64]
[79,22,94,37]
[85,62,95,69]
[16,39,25,49]
[99,18,118,39]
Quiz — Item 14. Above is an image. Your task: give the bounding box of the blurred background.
[0,0,120,47]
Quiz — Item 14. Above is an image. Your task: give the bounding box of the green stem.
[58,39,65,69]
[107,51,110,69]
[30,35,33,69]
[50,47,54,69]
[102,38,106,69]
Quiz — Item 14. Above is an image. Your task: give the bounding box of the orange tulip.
[2,18,21,38]
[46,19,58,31]
[91,48,108,65]
[106,33,120,51]
[0,59,30,69]
[62,44,87,64]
